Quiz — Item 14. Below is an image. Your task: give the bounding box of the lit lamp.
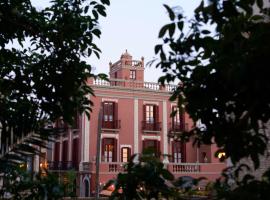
[39,161,48,170]
[217,151,226,160]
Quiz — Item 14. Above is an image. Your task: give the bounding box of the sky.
[32,0,201,82]
[89,0,201,82]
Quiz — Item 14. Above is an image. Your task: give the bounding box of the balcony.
[168,122,188,138]
[167,162,225,180]
[142,121,162,132]
[48,161,79,171]
[93,78,176,92]
[101,120,121,131]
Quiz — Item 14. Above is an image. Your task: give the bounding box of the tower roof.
[121,49,132,59]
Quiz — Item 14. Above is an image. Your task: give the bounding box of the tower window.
[130,70,136,79]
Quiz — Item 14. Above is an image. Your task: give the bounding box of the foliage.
[0,0,109,163]
[106,151,174,199]
[155,0,270,168]
[106,150,209,200]
[0,0,109,198]
[0,166,65,199]
[212,167,270,200]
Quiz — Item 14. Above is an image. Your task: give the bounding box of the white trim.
[142,135,161,141]
[170,103,177,108]
[102,98,118,103]
[143,101,159,105]
[59,136,63,161]
[120,144,132,149]
[63,137,68,141]
[134,98,139,153]
[101,133,119,139]
[73,135,79,139]
[68,129,72,161]
[84,112,90,162]
[95,93,169,101]
[163,101,168,155]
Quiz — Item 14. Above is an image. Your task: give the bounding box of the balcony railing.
[93,78,177,92]
[142,121,162,131]
[167,162,225,174]
[170,163,200,173]
[168,122,189,137]
[101,120,121,130]
[48,161,79,171]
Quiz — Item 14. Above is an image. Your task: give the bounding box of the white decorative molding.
[120,144,132,149]
[101,133,119,139]
[102,98,118,102]
[68,129,72,161]
[84,112,90,162]
[59,136,63,161]
[170,103,177,108]
[134,98,139,153]
[163,101,168,155]
[143,101,159,105]
[142,135,161,141]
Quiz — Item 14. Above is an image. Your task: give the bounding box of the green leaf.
[177,21,183,31]
[158,24,170,38]
[101,0,110,6]
[201,30,211,34]
[84,5,89,14]
[163,4,175,21]
[257,0,263,9]
[168,23,176,37]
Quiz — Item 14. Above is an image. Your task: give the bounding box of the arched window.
[84,179,90,197]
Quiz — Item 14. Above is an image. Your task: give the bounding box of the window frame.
[130,70,136,79]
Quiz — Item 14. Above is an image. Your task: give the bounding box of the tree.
[154,0,270,198]
[156,0,270,168]
[107,151,175,200]
[0,0,109,197]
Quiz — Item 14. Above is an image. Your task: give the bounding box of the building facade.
[46,51,225,197]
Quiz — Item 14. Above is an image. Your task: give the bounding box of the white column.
[59,136,63,161]
[68,129,72,161]
[134,98,139,153]
[84,113,90,162]
[162,101,169,162]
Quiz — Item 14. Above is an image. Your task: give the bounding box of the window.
[130,70,136,79]
[102,102,119,129]
[84,179,90,197]
[102,138,117,162]
[121,147,131,162]
[172,141,185,163]
[143,104,160,131]
[143,140,160,156]
[146,105,154,123]
[172,106,184,131]
[72,138,79,169]
[62,140,69,162]
[54,142,60,162]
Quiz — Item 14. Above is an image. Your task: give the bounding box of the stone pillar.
[134,98,139,154]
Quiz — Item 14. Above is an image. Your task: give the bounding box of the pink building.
[46,51,225,197]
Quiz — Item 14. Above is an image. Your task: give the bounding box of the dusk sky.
[32,0,201,82]
[89,0,201,82]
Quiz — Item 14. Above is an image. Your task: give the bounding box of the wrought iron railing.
[142,121,162,131]
[101,120,121,129]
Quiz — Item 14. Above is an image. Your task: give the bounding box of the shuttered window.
[54,142,60,162]
[102,138,117,162]
[142,140,160,156]
[62,140,69,162]
[144,104,158,123]
[172,141,186,163]
[121,147,131,162]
